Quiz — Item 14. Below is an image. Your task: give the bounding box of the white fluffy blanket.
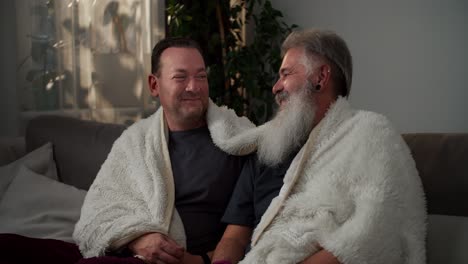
[239,98,427,264]
[73,100,255,257]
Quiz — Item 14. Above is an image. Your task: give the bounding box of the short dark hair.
[151,37,204,75]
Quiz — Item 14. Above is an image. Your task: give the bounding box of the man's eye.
[196,74,207,80]
[173,76,186,80]
[278,72,290,80]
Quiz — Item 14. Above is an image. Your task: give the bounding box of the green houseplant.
[166,0,297,124]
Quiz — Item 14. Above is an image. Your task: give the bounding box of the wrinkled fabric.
[241,98,427,264]
[73,100,256,257]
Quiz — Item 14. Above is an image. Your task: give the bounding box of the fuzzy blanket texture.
[239,98,427,264]
[74,97,426,263]
[73,100,255,257]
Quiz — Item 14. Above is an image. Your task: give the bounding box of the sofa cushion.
[427,214,468,264]
[0,142,58,201]
[403,133,468,216]
[0,165,86,242]
[26,115,126,190]
[0,137,26,166]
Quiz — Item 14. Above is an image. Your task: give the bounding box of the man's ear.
[148,74,159,97]
[316,64,332,88]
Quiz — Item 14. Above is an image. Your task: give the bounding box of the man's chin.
[180,107,206,122]
[181,98,208,110]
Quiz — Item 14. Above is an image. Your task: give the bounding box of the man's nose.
[272,79,283,95]
[186,77,200,92]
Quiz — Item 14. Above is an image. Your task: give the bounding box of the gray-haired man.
[212,29,426,264]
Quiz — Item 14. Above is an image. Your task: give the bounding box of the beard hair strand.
[257,84,316,166]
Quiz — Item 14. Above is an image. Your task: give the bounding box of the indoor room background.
[270,0,468,133]
[1,0,467,136]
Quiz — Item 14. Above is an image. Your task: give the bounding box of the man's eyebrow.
[172,68,206,73]
[279,64,302,75]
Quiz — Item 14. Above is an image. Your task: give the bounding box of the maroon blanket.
[0,234,145,264]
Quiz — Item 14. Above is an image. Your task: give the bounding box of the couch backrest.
[403,133,468,217]
[26,115,126,190]
[26,115,468,218]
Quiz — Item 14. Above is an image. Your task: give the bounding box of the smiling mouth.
[275,91,289,105]
[276,97,289,107]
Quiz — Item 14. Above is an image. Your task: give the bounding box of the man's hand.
[300,248,341,264]
[180,252,203,264]
[212,225,252,263]
[128,232,185,264]
[181,251,213,264]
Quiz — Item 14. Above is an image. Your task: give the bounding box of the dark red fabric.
[0,234,146,264]
[76,256,146,264]
[0,234,81,264]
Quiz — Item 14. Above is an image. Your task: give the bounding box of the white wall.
[271,0,468,133]
[0,0,19,136]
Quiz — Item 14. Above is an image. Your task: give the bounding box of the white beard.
[257,83,317,166]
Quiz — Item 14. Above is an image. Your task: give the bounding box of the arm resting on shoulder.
[300,248,341,264]
[212,225,252,263]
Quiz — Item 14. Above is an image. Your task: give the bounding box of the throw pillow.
[0,165,86,242]
[0,142,58,200]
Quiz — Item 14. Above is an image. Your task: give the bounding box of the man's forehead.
[280,57,306,72]
[162,46,200,55]
[283,47,306,60]
[280,47,310,73]
[279,64,299,74]
[160,47,206,72]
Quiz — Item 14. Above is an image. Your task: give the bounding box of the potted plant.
[167,0,297,124]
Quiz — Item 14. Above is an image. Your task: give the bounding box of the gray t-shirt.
[222,151,298,228]
[168,126,245,254]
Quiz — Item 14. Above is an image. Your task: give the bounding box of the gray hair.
[282,29,353,97]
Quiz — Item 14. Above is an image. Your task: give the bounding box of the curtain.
[16,0,165,125]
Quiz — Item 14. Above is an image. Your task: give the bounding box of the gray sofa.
[1,115,467,263]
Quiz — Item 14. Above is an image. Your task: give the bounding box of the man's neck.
[166,117,207,132]
[313,93,336,127]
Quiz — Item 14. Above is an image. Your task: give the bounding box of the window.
[16,0,164,125]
